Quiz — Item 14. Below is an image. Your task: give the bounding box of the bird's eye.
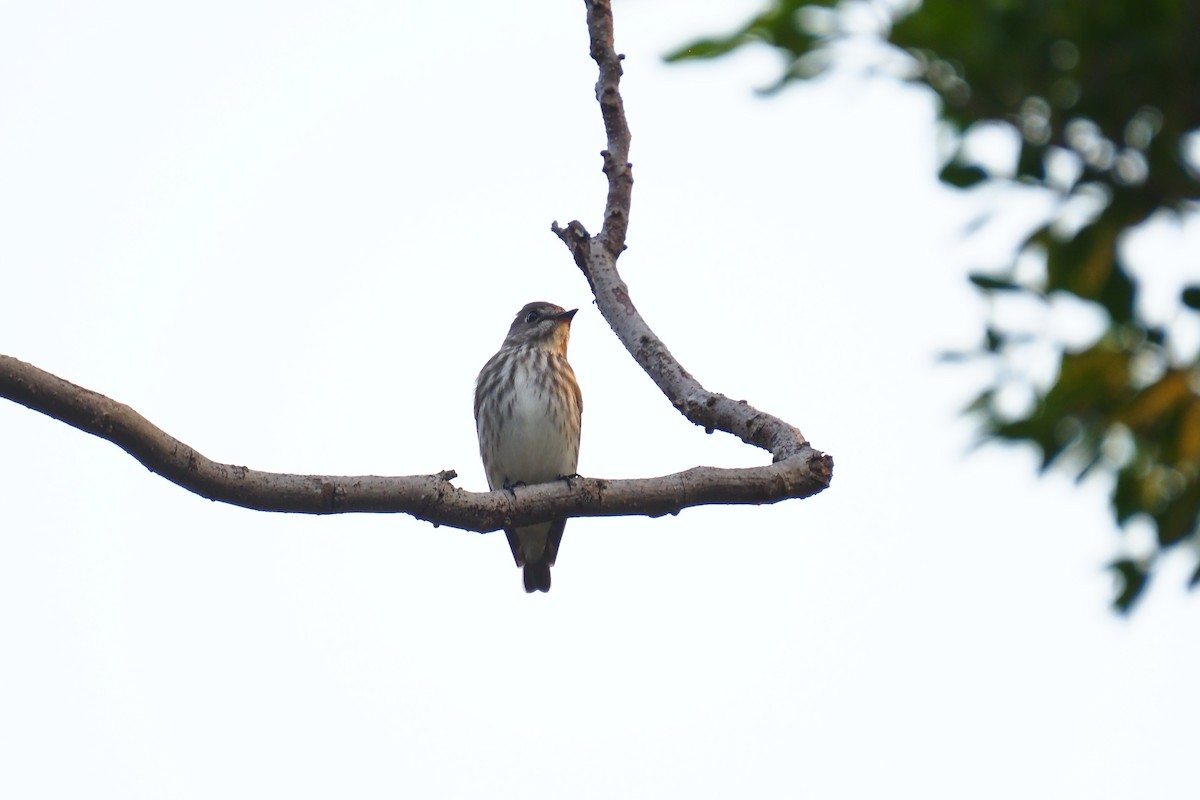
[524,310,540,323]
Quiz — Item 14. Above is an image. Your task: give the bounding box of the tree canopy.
[669,0,1200,610]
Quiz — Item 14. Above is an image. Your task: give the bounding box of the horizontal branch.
[0,354,830,529]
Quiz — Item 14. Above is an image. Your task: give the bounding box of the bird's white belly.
[482,357,580,489]
[486,372,578,490]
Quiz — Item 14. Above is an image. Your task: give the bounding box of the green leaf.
[1015,143,1047,182]
[984,327,1005,352]
[1044,222,1136,324]
[1110,559,1148,613]
[1153,485,1200,548]
[968,273,1021,292]
[1098,260,1136,325]
[1182,286,1200,310]
[664,36,750,62]
[1074,449,1105,482]
[1112,467,1143,526]
[940,161,989,188]
[964,389,995,413]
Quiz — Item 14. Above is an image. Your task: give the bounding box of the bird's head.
[503,301,578,353]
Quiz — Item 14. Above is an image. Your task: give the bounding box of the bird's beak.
[557,308,579,324]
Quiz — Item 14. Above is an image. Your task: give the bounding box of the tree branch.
[554,0,827,468]
[0,354,830,527]
[0,0,833,532]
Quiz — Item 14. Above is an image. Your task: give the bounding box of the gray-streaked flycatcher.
[474,301,582,592]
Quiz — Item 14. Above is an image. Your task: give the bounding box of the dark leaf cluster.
[672,0,1200,610]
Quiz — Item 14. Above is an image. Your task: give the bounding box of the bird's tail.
[523,561,552,593]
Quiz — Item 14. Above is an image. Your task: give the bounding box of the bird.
[474,301,582,592]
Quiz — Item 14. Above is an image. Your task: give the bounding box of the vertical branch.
[585,0,633,255]
[554,0,825,467]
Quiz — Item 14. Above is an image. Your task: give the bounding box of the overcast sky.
[3,1,1199,798]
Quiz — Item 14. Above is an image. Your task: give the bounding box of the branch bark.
[0,354,829,527]
[0,0,833,531]
[553,0,825,466]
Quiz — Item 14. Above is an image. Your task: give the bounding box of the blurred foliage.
[669,0,1200,611]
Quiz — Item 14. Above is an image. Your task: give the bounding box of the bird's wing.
[544,518,566,567]
[503,529,522,567]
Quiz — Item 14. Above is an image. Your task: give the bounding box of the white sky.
[2,1,1199,798]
